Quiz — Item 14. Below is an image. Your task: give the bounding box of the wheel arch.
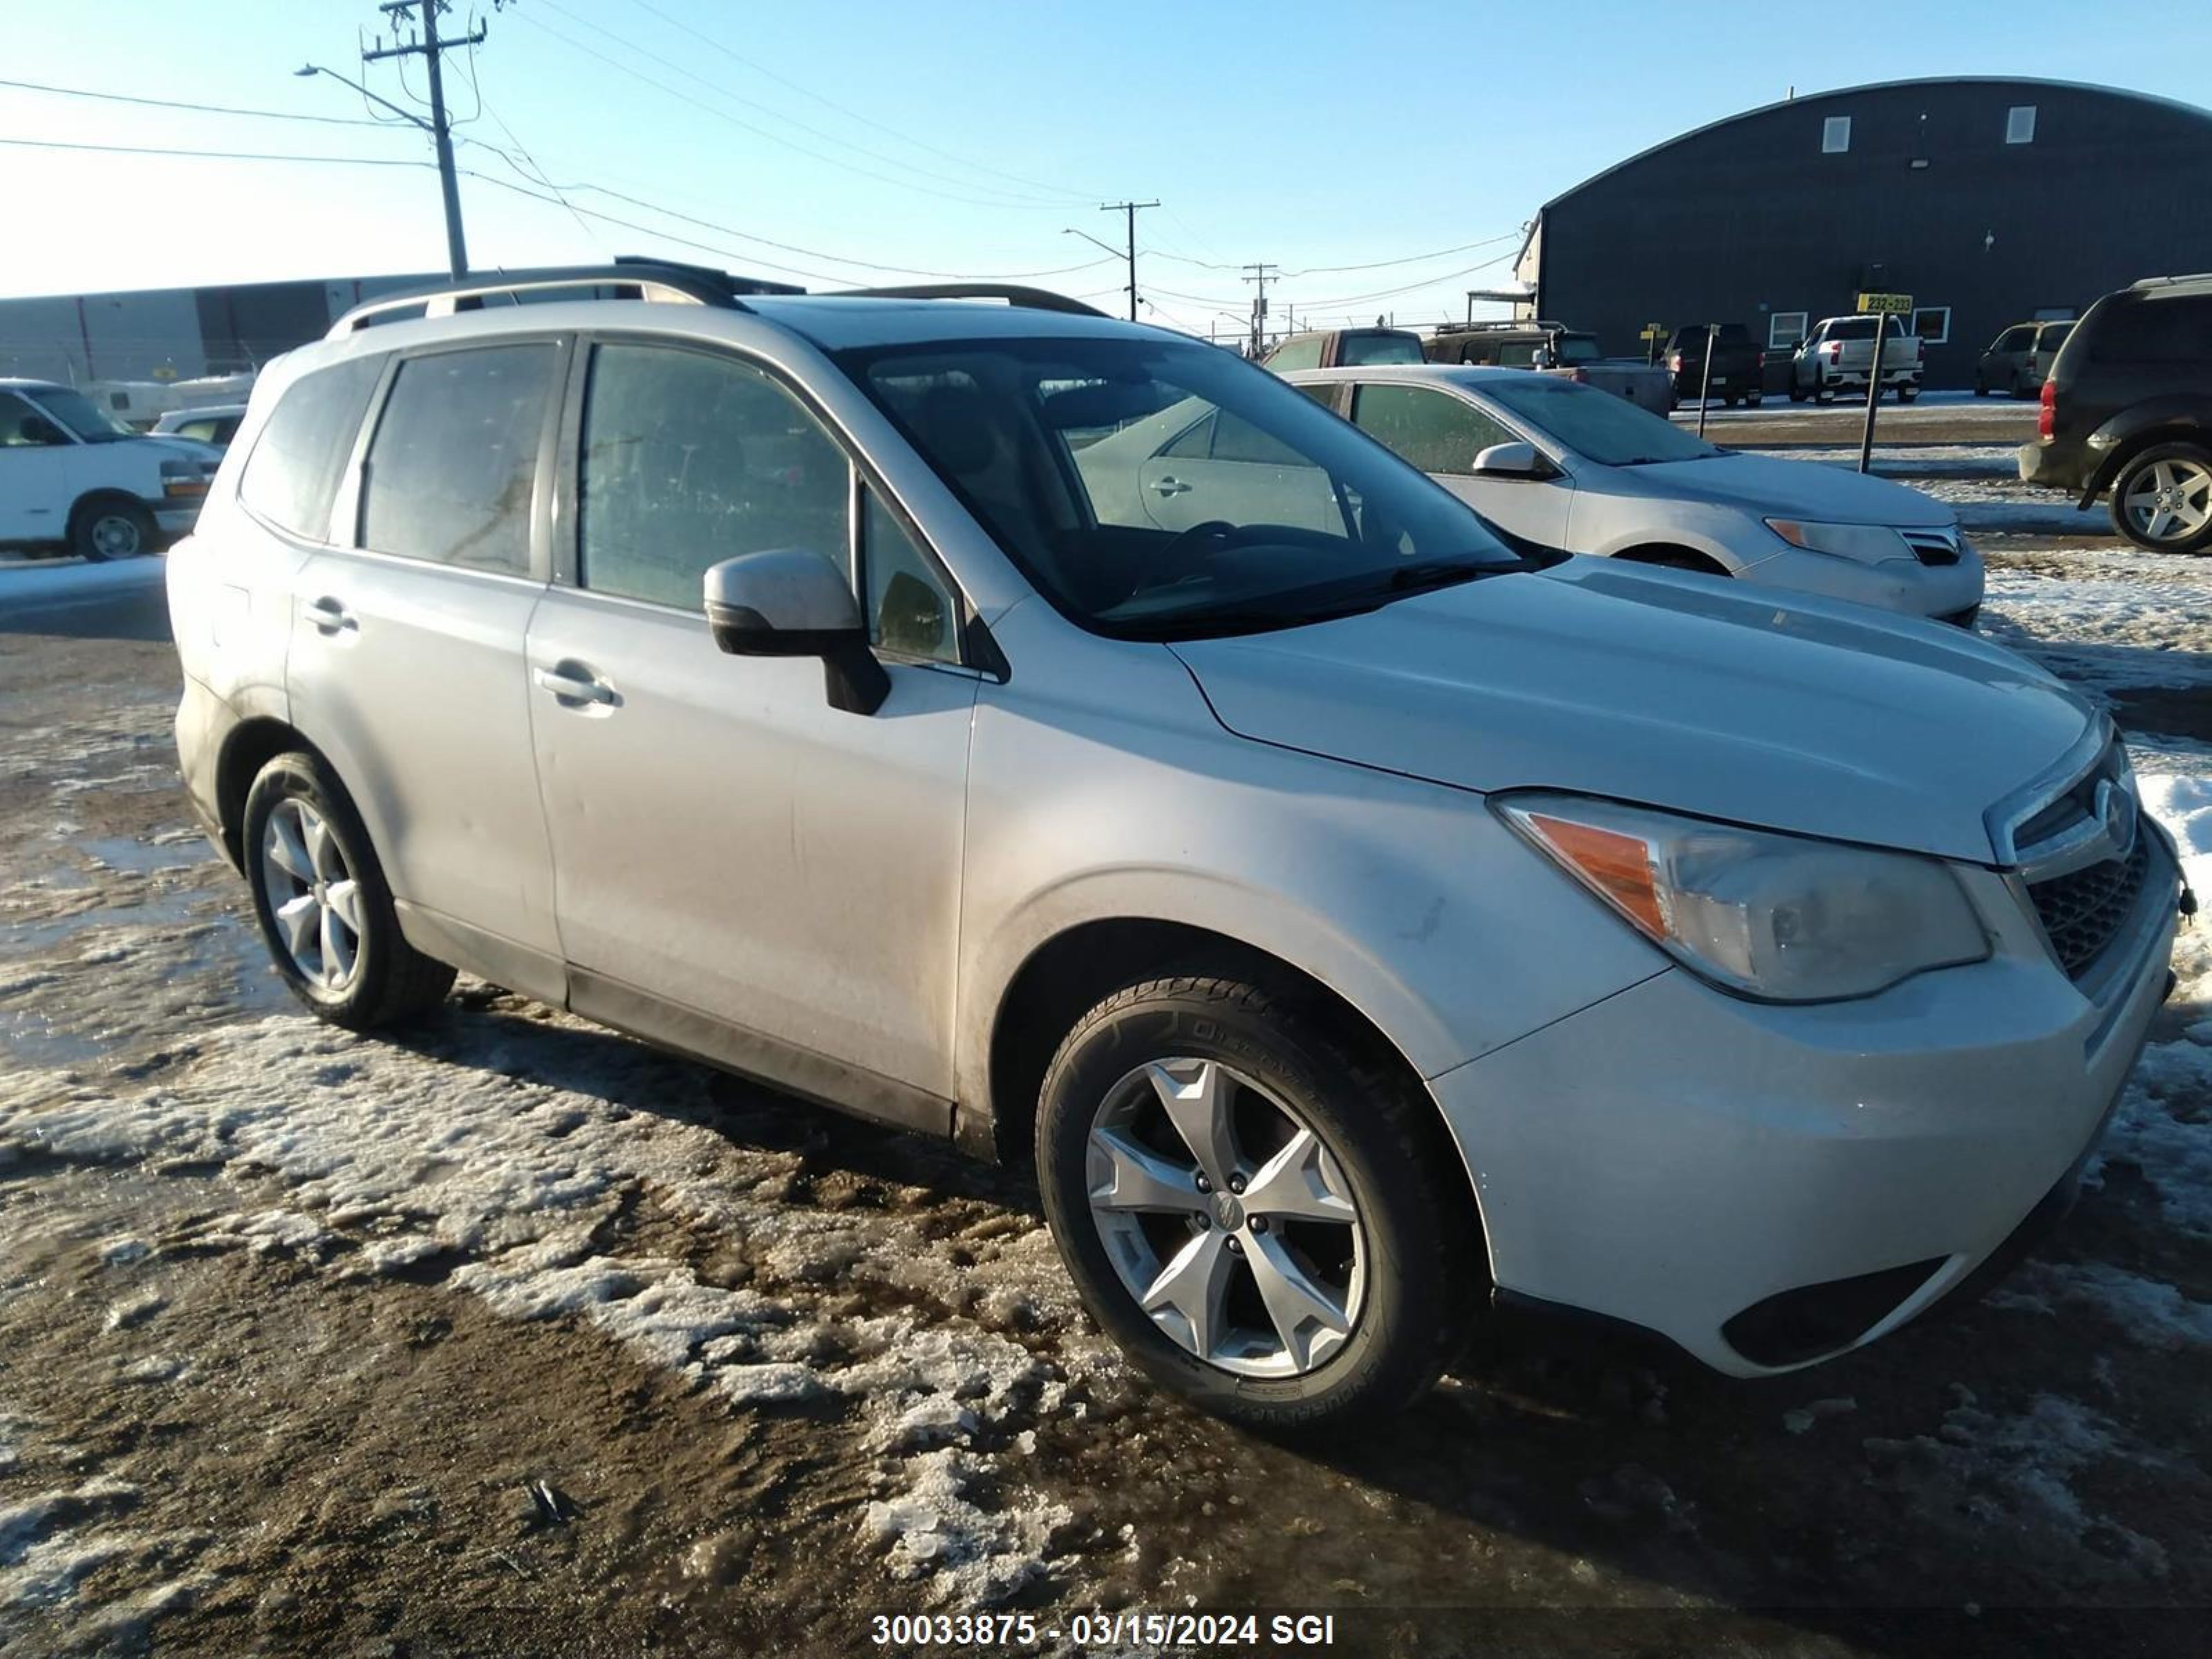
[67,488,153,537]
[977,915,1490,1262]
[1609,541,1732,577]
[2081,405,2212,500]
[215,715,331,868]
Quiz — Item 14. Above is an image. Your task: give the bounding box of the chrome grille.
[1900,526,1962,566]
[2027,836,2151,980]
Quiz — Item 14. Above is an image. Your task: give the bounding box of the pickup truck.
[1788,316,1924,403]
[1423,321,1675,416]
[1259,327,1427,371]
[1666,322,1763,406]
[0,377,222,559]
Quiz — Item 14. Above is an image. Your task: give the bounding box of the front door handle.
[534,663,615,706]
[302,597,355,634]
[1151,476,1193,497]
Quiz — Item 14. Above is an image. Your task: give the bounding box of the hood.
[1172,559,2091,862]
[138,434,223,465]
[1620,451,1953,528]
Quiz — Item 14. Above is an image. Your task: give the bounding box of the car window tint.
[0,391,59,446]
[1209,409,1307,465]
[1266,336,1324,371]
[1160,411,1216,459]
[237,356,384,541]
[2088,297,2212,364]
[1351,384,1510,476]
[862,487,957,663]
[1994,327,2033,353]
[579,343,852,610]
[359,344,554,572]
[1338,333,1425,366]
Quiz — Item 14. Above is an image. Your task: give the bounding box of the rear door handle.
[1152,476,1192,497]
[302,597,355,634]
[534,663,615,706]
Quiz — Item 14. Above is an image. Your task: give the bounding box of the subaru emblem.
[2093,778,2137,860]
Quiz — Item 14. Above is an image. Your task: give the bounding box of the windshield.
[1479,374,1720,467]
[1828,319,1882,341]
[836,335,1522,639]
[24,386,136,442]
[1553,334,1602,365]
[1338,332,1425,366]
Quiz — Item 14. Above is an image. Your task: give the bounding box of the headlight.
[1763,518,1909,562]
[1495,793,1990,1002]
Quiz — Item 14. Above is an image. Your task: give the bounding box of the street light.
[1061,226,1124,261]
[296,62,431,133]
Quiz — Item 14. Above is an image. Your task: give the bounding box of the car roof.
[1278,364,1536,389]
[0,378,71,395]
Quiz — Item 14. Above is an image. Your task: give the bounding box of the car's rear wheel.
[242,751,456,1028]
[72,498,154,562]
[1036,973,1474,1432]
[1788,383,1806,403]
[1974,373,1989,397]
[2110,444,2212,554]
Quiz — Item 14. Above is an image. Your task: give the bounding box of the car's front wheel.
[1036,973,1474,1432]
[242,751,456,1028]
[2111,443,2212,554]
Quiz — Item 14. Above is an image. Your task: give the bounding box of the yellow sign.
[1638,322,1667,341]
[1857,292,1913,315]
[151,364,179,382]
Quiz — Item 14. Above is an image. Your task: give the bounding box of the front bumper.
[1736,542,1985,622]
[1431,832,2182,1376]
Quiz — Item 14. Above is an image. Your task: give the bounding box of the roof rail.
[2129,272,2212,291]
[831,282,1109,318]
[326,256,804,337]
[1431,318,1567,335]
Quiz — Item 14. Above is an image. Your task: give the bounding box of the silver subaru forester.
[169,264,2184,1430]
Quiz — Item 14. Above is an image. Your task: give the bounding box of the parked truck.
[1423,321,1676,415]
[1259,327,1427,370]
[1788,316,1924,402]
[1665,322,1764,406]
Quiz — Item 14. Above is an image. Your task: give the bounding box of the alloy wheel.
[1085,1056,1366,1378]
[259,797,364,993]
[2121,458,2212,545]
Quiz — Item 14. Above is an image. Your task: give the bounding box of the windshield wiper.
[1382,559,1499,593]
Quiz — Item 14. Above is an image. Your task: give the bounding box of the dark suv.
[2019,274,2212,554]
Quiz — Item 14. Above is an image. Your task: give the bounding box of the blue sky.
[6,0,2209,337]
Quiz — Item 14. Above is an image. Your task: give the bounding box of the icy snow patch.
[861,1448,1071,1606]
[1999,1262,2212,1350]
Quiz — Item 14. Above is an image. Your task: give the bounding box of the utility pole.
[364,1,486,280]
[1242,263,1279,357]
[1098,200,1158,321]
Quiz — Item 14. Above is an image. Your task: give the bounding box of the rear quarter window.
[236,356,385,541]
[2086,295,2212,364]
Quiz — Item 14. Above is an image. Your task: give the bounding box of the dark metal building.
[1515,78,2212,388]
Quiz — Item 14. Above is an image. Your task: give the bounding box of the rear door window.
[1265,336,1324,371]
[359,344,557,573]
[238,356,384,541]
[2088,297,2212,363]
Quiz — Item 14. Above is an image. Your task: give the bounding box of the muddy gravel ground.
[1,523,2209,1659]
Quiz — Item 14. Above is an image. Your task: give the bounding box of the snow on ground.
[1981,544,2212,698]
[1918,476,2113,535]
[0,1013,1101,1606]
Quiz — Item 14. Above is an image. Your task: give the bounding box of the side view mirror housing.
[702,548,889,716]
[1471,440,1553,480]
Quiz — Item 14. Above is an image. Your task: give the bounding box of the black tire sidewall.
[241,752,406,1026]
[1036,982,1461,1427]
[73,500,151,562]
[2111,444,2212,554]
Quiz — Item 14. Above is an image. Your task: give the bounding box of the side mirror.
[1471,441,1550,480]
[702,548,889,716]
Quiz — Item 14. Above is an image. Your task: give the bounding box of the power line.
[622,0,1102,205]
[0,75,388,126]
[0,135,431,166]
[1283,230,1523,278]
[518,6,1076,212]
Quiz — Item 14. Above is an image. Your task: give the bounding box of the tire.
[1035,973,1474,1433]
[241,751,456,1029]
[1974,375,1989,397]
[1788,383,1806,404]
[1745,392,1763,408]
[1723,394,1741,409]
[72,498,155,562]
[1814,384,1833,405]
[2109,442,2212,554]
[1897,384,1919,403]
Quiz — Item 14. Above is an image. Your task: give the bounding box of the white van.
[0,378,222,559]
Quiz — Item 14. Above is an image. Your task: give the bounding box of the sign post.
[1695,324,1720,438]
[1854,291,1913,474]
[1639,321,1667,366]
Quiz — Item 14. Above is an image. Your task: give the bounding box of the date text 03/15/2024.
[868,1611,1340,1649]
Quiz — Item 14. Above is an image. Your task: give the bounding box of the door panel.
[0,393,66,540]
[526,589,977,1094]
[287,552,559,959]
